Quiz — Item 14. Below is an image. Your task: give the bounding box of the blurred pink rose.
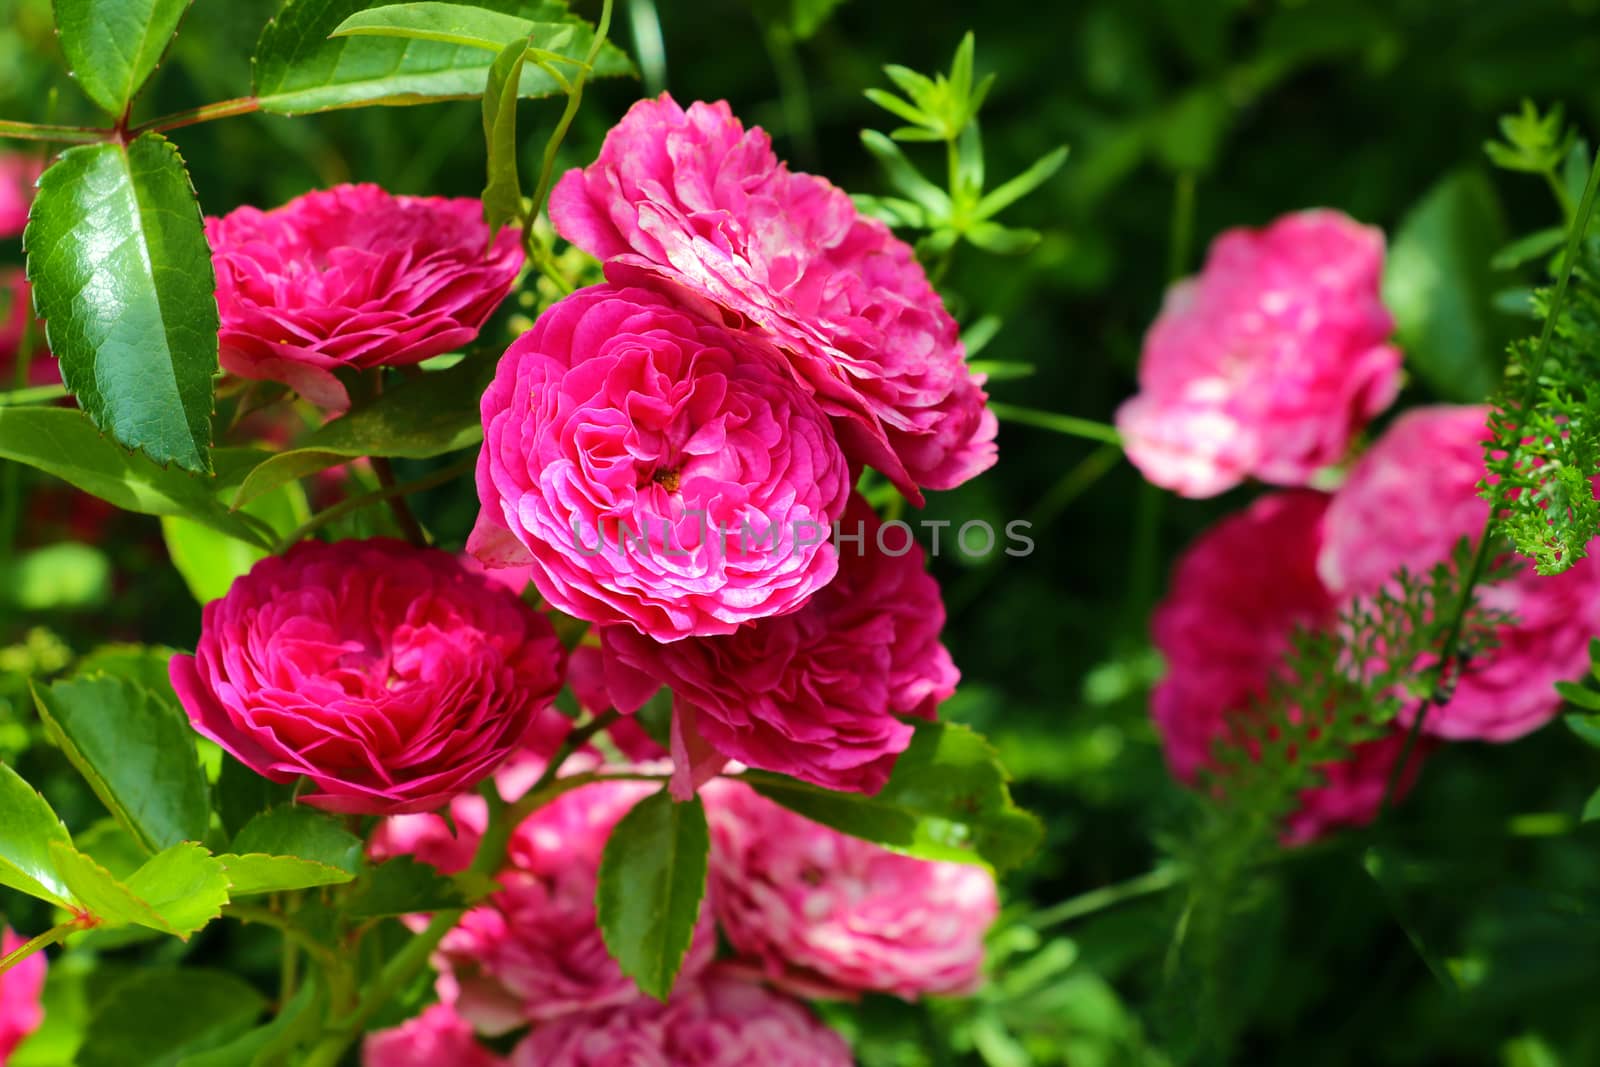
[471,282,850,642]
[0,154,41,238]
[706,779,995,998]
[207,183,523,410]
[363,1003,501,1067]
[0,927,46,1062]
[169,539,567,815]
[436,775,715,1032]
[509,971,852,1067]
[1319,404,1600,740]
[1117,209,1402,497]
[1151,491,1426,841]
[550,94,995,501]
[601,496,958,793]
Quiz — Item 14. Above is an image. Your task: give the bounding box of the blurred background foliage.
[7,0,1600,1064]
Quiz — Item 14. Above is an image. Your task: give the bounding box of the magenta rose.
[601,496,958,793]
[1319,404,1600,741]
[1151,491,1426,841]
[1116,209,1402,497]
[169,539,567,815]
[550,94,996,500]
[206,183,523,410]
[705,779,995,998]
[363,1003,502,1067]
[509,971,852,1067]
[435,774,716,1032]
[470,282,850,642]
[0,154,41,239]
[0,927,46,1062]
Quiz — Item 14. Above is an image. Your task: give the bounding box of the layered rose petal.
[169,539,567,815]
[0,927,46,1062]
[509,971,852,1067]
[472,282,850,641]
[550,94,995,499]
[1319,405,1600,740]
[705,779,995,998]
[435,774,715,1032]
[363,1003,502,1067]
[1152,491,1426,841]
[207,184,523,410]
[601,495,957,793]
[1117,209,1402,497]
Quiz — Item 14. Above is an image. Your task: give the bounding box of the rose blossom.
[509,971,852,1067]
[705,779,995,998]
[0,154,41,238]
[600,495,958,793]
[1116,209,1402,497]
[434,773,715,1033]
[169,539,567,815]
[0,927,46,1062]
[471,282,850,642]
[550,94,995,499]
[1319,405,1600,741]
[207,183,523,410]
[1151,491,1426,841]
[363,1003,502,1067]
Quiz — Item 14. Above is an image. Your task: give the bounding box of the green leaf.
[1492,226,1567,271]
[54,0,192,116]
[860,129,951,216]
[1584,785,1600,823]
[482,36,529,237]
[25,133,219,472]
[122,842,231,935]
[1382,168,1510,403]
[967,359,1035,381]
[253,0,633,115]
[746,721,1042,870]
[1565,710,1600,745]
[215,756,295,839]
[231,806,364,873]
[216,852,356,896]
[332,1,559,50]
[32,674,209,853]
[162,480,304,603]
[230,355,493,508]
[0,762,76,907]
[76,969,267,1067]
[0,543,110,611]
[864,87,929,128]
[0,408,269,545]
[976,146,1069,220]
[75,644,177,696]
[965,221,1041,256]
[343,855,467,919]
[596,787,709,1001]
[174,981,318,1067]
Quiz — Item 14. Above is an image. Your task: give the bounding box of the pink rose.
[169,539,567,815]
[509,971,852,1067]
[550,94,995,500]
[0,927,46,1062]
[1151,491,1426,841]
[705,779,995,998]
[207,183,524,410]
[363,1003,502,1067]
[470,282,850,642]
[0,154,41,239]
[1116,209,1402,497]
[1319,405,1600,740]
[436,775,716,1032]
[601,496,958,793]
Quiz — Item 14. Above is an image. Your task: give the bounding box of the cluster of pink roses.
[363,765,997,1066]
[1132,210,1600,840]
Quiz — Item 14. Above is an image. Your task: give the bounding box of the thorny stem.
[0,118,103,144]
[134,97,261,136]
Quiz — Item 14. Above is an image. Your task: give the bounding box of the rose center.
[651,467,682,492]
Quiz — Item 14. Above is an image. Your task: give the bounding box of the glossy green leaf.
[253,0,632,115]
[33,674,209,852]
[76,969,267,1067]
[216,852,356,896]
[482,36,530,237]
[746,721,1043,870]
[0,762,77,907]
[332,2,564,51]
[122,842,231,935]
[343,855,469,918]
[0,408,269,545]
[596,788,709,1001]
[215,755,295,839]
[25,134,219,472]
[74,644,177,696]
[231,355,493,508]
[51,842,172,933]
[230,806,364,873]
[1383,168,1510,403]
[54,0,192,116]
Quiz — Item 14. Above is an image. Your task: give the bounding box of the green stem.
[133,97,261,136]
[1167,171,1197,282]
[0,918,83,976]
[274,456,474,553]
[0,383,68,407]
[0,118,104,145]
[225,904,342,974]
[988,402,1122,446]
[370,457,430,548]
[529,0,613,224]
[1029,865,1186,930]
